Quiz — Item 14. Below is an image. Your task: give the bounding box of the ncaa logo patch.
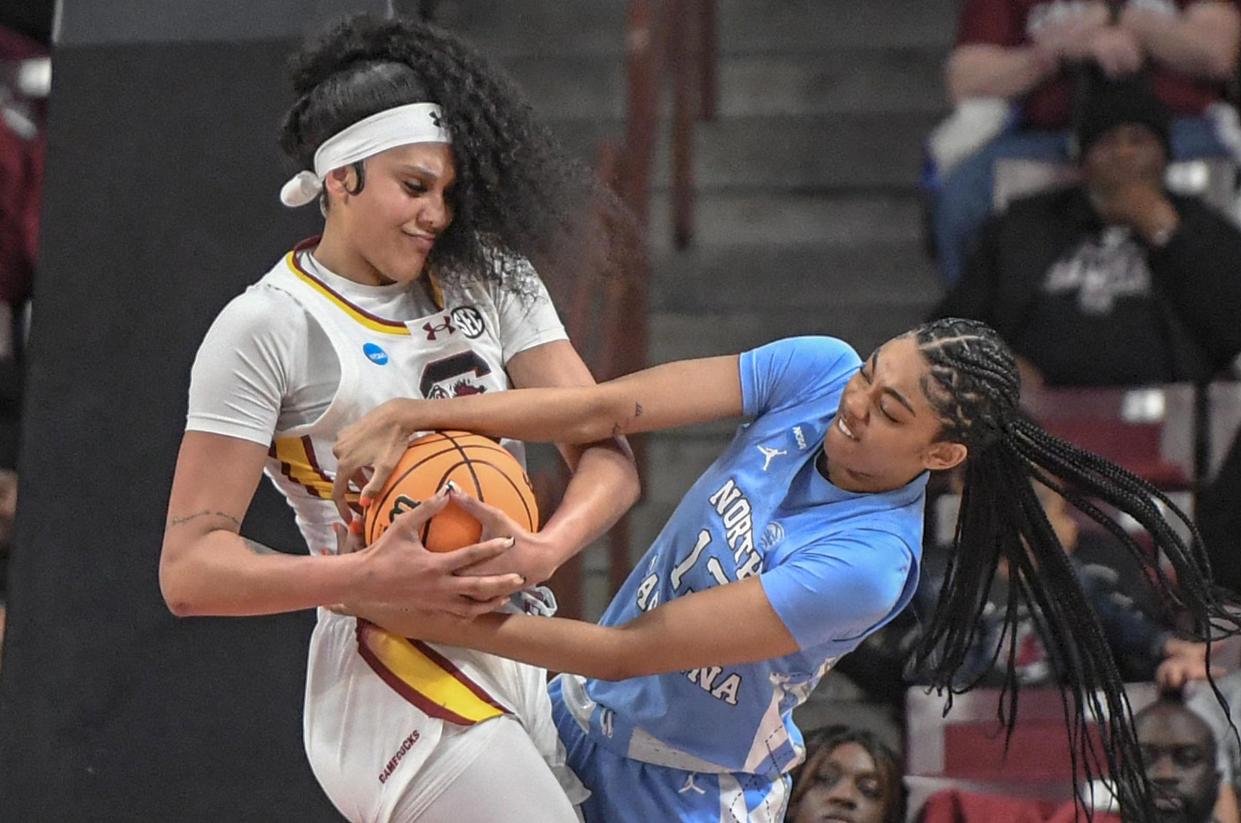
[362,342,389,365]
[450,306,486,339]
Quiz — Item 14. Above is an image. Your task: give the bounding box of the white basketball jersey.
[251,246,581,819]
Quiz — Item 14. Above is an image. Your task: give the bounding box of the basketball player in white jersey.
[159,15,637,822]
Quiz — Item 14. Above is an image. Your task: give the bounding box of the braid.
[279,14,632,294]
[911,318,1240,822]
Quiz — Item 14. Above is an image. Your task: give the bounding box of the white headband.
[279,102,452,208]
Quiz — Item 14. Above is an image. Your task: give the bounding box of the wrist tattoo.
[610,403,646,438]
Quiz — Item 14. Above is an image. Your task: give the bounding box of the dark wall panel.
[0,31,352,822]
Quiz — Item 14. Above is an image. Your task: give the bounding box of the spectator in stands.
[913,476,1208,687]
[786,725,905,823]
[935,76,1241,389]
[1138,696,1225,823]
[1166,668,1241,822]
[931,0,1241,284]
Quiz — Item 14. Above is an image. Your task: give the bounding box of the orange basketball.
[363,430,539,552]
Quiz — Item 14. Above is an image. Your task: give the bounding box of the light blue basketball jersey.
[565,336,927,780]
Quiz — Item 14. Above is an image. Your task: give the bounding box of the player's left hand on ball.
[331,399,418,523]
[447,485,558,585]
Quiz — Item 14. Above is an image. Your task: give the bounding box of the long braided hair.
[278,13,630,293]
[910,318,1238,819]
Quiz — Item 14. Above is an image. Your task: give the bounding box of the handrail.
[669,0,716,249]
[538,0,719,617]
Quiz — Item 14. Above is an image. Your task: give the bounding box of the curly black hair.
[278,13,628,293]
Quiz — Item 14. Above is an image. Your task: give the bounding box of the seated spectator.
[914,696,1224,821]
[935,76,1241,389]
[912,477,1208,687]
[930,0,1240,284]
[1179,671,1241,822]
[1136,695,1227,823]
[787,725,905,823]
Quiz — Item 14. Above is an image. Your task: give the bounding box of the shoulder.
[199,283,310,352]
[745,335,862,370]
[741,336,862,416]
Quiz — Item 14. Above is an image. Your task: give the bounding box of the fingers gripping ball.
[363,431,539,551]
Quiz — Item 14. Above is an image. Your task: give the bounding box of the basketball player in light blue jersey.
[333,319,1239,823]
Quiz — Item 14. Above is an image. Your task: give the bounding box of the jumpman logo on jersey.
[678,773,706,795]
[757,445,787,471]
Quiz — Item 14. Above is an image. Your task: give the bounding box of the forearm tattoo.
[168,510,242,529]
[168,510,280,555]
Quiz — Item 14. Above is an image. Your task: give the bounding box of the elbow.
[617,454,642,510]
[945,52,979,104]
[159,570,194,618]
[945,69,968,106]
[565,392,628,444]
[159,547,203,617]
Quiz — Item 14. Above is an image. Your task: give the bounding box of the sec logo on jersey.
[450,306,486,339]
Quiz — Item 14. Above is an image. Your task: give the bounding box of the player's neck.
[313,232,399,287]
[817,449,919,494]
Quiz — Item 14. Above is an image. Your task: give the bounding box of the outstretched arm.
[332,353,743,507]
[459,339,641,584]
[345,575,799,681]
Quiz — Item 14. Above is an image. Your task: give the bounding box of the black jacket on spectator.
[935,186,1241,386]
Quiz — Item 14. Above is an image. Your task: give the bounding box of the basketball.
[362,430,539,551]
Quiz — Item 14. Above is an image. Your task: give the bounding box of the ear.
[922,440,967,472]
[322,167,354,201]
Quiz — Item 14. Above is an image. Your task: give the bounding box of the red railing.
[539,0,717,617]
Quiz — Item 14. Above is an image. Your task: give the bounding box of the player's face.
[823,335,966,493]
[1137,707,1219,823]
[330,142,456,285]
[791,742,889,823]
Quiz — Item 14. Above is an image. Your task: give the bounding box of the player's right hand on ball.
[350,486,525,617]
